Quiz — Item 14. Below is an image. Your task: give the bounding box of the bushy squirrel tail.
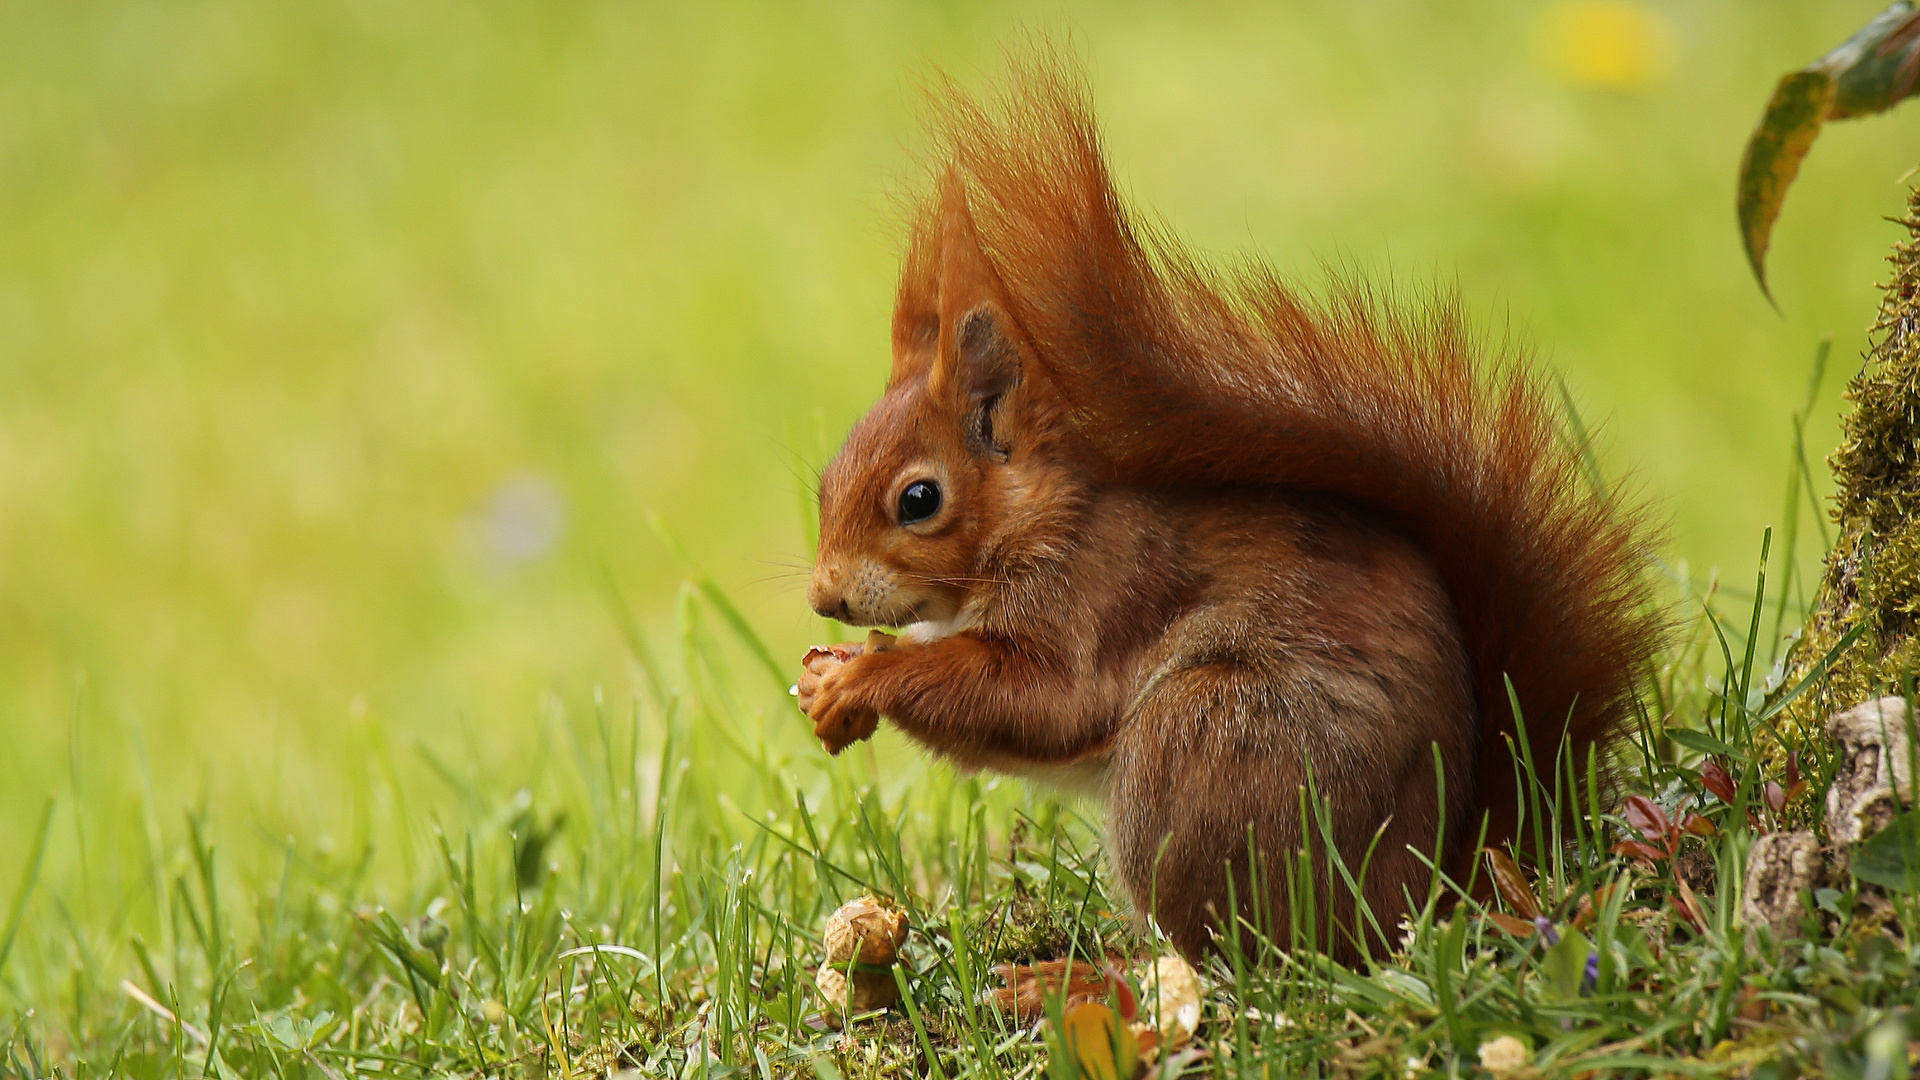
[907,53,1664,862]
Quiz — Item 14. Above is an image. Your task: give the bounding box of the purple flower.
[1582,951,1599,992]
[1534,917,1559,946]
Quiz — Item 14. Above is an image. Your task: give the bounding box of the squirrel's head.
[809,173,1090,629]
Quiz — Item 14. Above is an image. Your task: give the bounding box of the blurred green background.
[1,1,1914,857]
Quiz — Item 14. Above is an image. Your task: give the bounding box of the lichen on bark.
[1776,186,1920,752]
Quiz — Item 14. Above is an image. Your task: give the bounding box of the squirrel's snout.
[807,573,852,622]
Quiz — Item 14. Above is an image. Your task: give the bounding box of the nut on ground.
[814,895,909,1013]
[1135,954,1202,1048]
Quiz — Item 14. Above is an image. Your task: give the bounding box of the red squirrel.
[796,56,1660,963]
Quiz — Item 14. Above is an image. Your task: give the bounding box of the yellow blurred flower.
[1537,0,1674,90]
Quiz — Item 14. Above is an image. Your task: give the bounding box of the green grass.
[7,519,1920,1079]
[8,358,1920,1077]
[9,2,1920,1076]
[13,331,1920,1077]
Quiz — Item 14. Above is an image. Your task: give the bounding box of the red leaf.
[1624,795,1671,840]
[1611,840,1668,863]
[1673,875,1708,933]
[1764,781,1788,814]
[1786,751,1803,790]
[1701,759,1739,805]
[1485,849,1543,920]
[1680,813,1717,838]
[1786,780,1810,804]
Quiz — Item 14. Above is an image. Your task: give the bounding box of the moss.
[1777,186,1920,753]
[969,891,1079,964]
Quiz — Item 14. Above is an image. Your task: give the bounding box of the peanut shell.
[813,895,909,1014]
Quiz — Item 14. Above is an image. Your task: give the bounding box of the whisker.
[754,560,817,574]
[747,571,812,587]
[768,434,827,499]
[760,551,819,568]
[904,571,1014,588]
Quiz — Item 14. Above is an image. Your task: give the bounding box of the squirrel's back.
[905,56,1662,861]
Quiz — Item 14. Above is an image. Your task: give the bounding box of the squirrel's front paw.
[796,637,891,754]
[813,693,880,755]
[797,642,861,716]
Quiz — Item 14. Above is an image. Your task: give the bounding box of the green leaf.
[1540,927,1593,1002]
[1736,70,1833,301]
[1827,4,1920,119]
[1851,811,1920,892]
[1431,915,1469,1048]
[1737,3,1920,300]
[1666,728,1743,760]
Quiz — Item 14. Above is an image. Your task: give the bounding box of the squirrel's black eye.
[898,480,942,525]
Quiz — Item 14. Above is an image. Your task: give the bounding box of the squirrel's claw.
[813,696,880,753]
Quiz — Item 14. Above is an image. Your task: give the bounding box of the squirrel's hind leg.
[1105,638,1469,966]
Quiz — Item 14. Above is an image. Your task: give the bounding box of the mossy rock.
[1776,186,1920,753]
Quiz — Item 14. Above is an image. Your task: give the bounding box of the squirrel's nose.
[807,577,852,622]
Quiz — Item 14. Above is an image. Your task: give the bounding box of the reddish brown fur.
[798,55,1661,964]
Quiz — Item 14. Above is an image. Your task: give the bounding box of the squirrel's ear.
[952,306,1022,460]
[930,182,1032,459]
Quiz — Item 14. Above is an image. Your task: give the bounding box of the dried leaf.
[1680,813,1717,838]
[1105,963,1138,1022]
[987,958,1116,1024]
[1061,1001,1139,1080]
[1570,884,1619,931]
[1672,874,1707,933]
[1485,911,1538,938]
[1485,849,1543,920]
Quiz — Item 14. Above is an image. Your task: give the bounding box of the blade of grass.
[0,797,55,982]
[651,513,789,693]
